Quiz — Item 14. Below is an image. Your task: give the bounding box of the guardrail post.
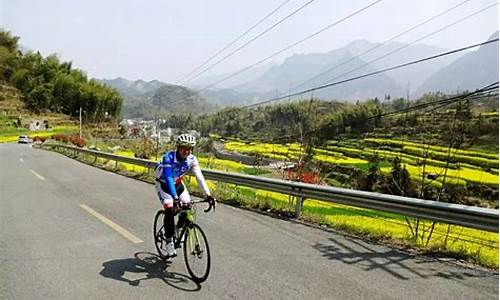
[295,196,304,219]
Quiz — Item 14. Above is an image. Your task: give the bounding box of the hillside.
[102,34,498,110]
[415,31,499,96]
[99,77,165,99]
[188,36,500,105]
[189,39,457,104]
[0,30,122,122]
[0,84,79,142]
[239,54,405,101]
[100,77,216,118]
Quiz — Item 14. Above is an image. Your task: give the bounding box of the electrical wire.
[176,0,292,84]
[366,83,498,120]
[292,0,473,91]
[243,39,499,108]
[199,0,383,90]
[182,0,319,84]
[247,2,498,108]
[243,82,498,143]
[314,2,498,91]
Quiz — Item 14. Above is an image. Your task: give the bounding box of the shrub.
[69,135,86,147]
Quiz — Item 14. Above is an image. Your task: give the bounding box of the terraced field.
[223,139,499,189]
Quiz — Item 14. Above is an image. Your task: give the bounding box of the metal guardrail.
[41,143,499,232]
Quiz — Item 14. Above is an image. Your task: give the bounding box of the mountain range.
[100,32,498,118]
[415,31,499,95]
[99,78,215,118]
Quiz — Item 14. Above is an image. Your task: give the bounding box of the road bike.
[153,198,214,283]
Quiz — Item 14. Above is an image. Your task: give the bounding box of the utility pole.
[406,81,410,103]
[79,107,82,138]
[155,97,162,161]
[288,82,291,102]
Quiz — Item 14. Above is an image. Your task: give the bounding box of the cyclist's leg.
[178,184,191,206]
[155,182,175,239]
[177,185,191,228]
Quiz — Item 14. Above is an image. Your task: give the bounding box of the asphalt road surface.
[0,143,498,299]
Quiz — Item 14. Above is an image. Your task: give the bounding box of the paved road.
[0,143,498,299]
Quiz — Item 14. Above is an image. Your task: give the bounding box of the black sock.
[163,208,174,240]
[177,212,187,229]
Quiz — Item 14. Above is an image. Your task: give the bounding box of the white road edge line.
[79,204,143,244]
[29,169,45,181]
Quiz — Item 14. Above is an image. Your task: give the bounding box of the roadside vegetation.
[41,144,498,268]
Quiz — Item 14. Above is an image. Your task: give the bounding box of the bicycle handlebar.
[189,197,215,213]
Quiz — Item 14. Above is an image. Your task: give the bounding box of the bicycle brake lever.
[204,201,212,213]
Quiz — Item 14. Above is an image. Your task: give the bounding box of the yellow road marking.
[29,169,45,181]
[79,204,143,244]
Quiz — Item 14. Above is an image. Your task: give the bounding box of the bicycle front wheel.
[153,210,167,259]
[183,223,211,283]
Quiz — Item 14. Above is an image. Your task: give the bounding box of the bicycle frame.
[153,198,213,282]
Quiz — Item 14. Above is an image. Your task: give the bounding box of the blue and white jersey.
[156,151,210,198]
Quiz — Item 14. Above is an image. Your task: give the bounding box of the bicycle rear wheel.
[153,210,168,259]
[183,223,211,283]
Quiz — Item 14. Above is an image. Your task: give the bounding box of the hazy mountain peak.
[414,31,499,96]
[344,39,374,55]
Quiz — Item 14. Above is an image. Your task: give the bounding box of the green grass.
[469,144,500,153]
[185,178,499,268]
[0,125,79,143]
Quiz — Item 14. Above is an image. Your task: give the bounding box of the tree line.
[161,92,497,150]
[0,30,122,121]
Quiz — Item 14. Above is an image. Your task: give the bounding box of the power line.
[251,2,498,108]
[420,91,498,115]
[175,0,292,84]
[199,0,383,90]
[293,0,473,91]
[314,1,498,91]
[243,38,499,108]
[375,83,499,119]
[182,0,319,84]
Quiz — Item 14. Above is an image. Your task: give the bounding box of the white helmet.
[176,133,196,147]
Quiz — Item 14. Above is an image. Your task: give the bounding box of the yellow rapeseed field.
[381,164,498,187]
[365,138,498,160]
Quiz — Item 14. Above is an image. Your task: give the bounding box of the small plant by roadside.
[51,133,86,147]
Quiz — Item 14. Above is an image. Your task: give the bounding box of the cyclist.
[155,133,216,258]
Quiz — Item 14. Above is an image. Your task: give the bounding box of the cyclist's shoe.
[165,241,177,258]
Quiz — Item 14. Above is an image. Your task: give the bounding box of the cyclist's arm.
[191,157,211,197]
[161,155,178,199]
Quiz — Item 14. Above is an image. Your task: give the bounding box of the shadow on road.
[312,236,497,281]
[99,251,201,291]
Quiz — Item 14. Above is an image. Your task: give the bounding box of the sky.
[1,0,498,84]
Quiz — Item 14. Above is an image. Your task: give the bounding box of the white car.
[17,135,32,144]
